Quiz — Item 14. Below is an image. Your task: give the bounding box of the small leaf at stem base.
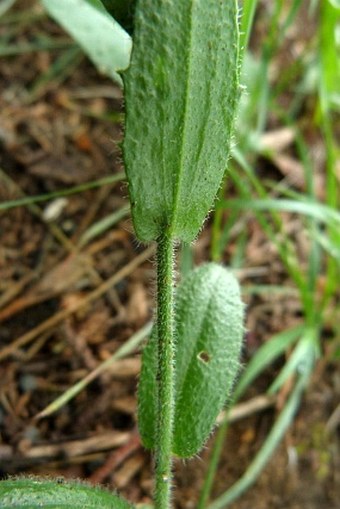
[0,477,134,509]
[138,263,244,458]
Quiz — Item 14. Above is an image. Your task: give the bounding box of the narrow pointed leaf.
[138,263,244,458]
[41,0,132,85]
[0,478,133,509]
[123,0,240,242]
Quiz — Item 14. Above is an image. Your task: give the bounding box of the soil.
[0,2,339,508]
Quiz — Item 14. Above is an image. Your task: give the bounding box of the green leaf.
[138,263,244,458]
[41,0,132,85]
[123,0,240,242]
[0,478,133,509]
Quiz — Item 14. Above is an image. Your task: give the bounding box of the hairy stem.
[154,231,175,509]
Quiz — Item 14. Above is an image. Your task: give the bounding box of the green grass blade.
[207,371,310,509]
[79,204,130,247]
[313,229,340,260]
[0,38,73,56]
[268,330,319,395]
[30,46,83,97]
[221,198,340,227]
[319,0,340,113]
[0,173,125,211]
[223,157,309,304]
[197,325,308,509]
[36,321,152,419]
[239,0,259,54]
[318,0,340,306]
[197,413,229,509]
[234,325,304,400]
[281,0,304,33]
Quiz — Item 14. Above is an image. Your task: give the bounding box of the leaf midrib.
[170,0,194,237]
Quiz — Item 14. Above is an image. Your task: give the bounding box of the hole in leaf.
[197,351,211,363]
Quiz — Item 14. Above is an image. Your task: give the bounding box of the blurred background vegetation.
[0,1,339,508]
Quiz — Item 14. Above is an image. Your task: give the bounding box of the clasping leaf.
[138,263,244,458]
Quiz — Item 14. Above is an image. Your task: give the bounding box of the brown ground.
[0,2,339,508]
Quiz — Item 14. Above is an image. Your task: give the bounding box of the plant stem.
[155,231,175,509]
